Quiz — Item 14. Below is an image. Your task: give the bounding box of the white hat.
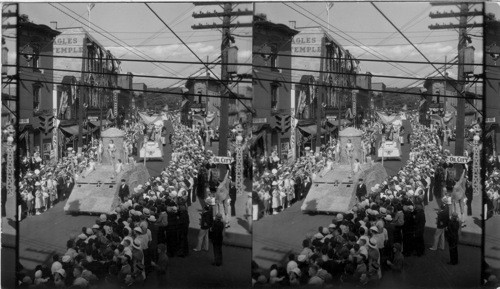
[368,237,378,249]
[384,215,393,221]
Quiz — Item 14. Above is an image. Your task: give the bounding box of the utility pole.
[192,3,252,178]
[430,3,482,175]
[77,81,84,153]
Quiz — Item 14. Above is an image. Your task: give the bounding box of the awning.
[89,120,110,127]
[298,125,326,136]
[253,123,270,134]
[60,125,88,136]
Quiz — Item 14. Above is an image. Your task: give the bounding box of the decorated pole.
[290,95,296,162]
[235,134,244,195]
[472,134,481,196]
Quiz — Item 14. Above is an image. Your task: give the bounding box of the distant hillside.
[144,87,183,111]
[384,87,421,110]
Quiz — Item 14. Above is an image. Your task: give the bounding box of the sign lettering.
[253,118,267,124]
[210,156,233,165]
[446,156,470,164]
[486,117,496,123]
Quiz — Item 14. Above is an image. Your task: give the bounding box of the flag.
[418,99,426,109]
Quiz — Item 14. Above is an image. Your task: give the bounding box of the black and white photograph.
[2,1,500,289]
[3,2,252,288]
[251,2,484,288]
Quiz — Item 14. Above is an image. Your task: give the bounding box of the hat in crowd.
[336,213,344,222]
[85,228,93,235]
[132,239,142,250]
[143,208,150,216]
[384,215,393,221]
[148,215,157,222]
[73,277,89,287]
[99,214,107,222]
[35,270,43,279]
[322,227,329,235]
[61,255,72,263]
[35,182,41,186]
[314,233,324,240]
[370,226,379,233]
[297,255,307,262]
[215,213,223,220]
[22,276,32,284]
[368,237,378,249]
[292,267,301,277]
[272,181,278,186]
[92,224,100,229]
[133,227,143,234]
[328,223,336,229]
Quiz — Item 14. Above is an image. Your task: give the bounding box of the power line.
[12,65,252,84]
[260,52,478,66]
[144,3,253,113]
[250,75,480,100]
[371,2,482,117]
[52,3,179,77]
[17,75,252,100]
[289,3,417,77]
[35,51,478,67]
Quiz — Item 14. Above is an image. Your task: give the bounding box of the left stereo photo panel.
[13,2,253,289]
[2,3,18,289]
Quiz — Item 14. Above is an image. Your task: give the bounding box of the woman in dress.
[108,140,117,167]
[346,139,354,165]
[97,139,103,164]
[34,182,43,215]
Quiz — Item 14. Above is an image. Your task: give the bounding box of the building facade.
[291,26,359,154]
[485,16,500,155]
[18,17,60,158]
[253,15,298,159]
[52,27,121,155]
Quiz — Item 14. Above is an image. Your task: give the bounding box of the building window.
[33,84,41,112]
[270,44,278,70]
[271,83,279,111]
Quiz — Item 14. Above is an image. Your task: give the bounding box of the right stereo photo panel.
[251,2,485,289]
[485,2,500,288]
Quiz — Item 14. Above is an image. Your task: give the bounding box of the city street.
[485,215,500,282]
[17,119,251,288]
[252,119,481,288]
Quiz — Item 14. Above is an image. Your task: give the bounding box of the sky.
[17,2,253,90]
[255,2,484,89]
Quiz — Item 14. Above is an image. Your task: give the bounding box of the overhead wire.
[144,3,253,112]
[370,2,482,116]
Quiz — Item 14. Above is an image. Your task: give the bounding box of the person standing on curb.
[210,213,225,266]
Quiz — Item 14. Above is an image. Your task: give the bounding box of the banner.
[211,156,233,165]
[6,144,15,196]
[472,143,481,196]
[138,112,162,125]
[376,111,400,125]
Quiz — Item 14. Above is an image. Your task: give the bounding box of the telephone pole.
[192,3,252,177]
[429,3,482,166]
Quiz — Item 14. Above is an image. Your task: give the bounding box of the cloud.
[345,42,454,60]
[237,49,252,63]
[106,42,216,60]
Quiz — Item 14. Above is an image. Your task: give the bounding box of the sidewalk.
[187,178,252,249]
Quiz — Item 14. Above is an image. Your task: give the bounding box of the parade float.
[64,127,150,214]
[138,112,165,161]
[301,127,387,214]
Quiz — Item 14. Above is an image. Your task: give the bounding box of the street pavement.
[1,187,17,289]
[485,214,500,282]
[252,120,481,288]
[16,120,251,288]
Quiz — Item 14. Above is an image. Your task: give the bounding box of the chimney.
[50,21,57,30]
[289,21,296,29]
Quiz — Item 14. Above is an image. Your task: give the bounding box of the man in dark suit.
[118,179,129,203]
[356,178,367,202]
[210,213,225,266]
